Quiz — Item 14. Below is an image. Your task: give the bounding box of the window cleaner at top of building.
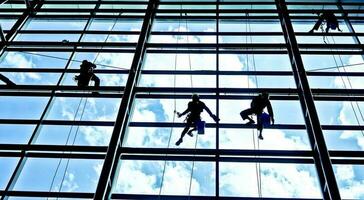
[309,10,342,33]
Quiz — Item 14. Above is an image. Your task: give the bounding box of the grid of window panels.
[0,0,364,199]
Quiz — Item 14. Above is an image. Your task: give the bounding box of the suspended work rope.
[246,10,262,198]
[157,6,182,197]
[5,49,364,74]
[47,97,87,198]
[184,10,198,199]
[48,11,123,199]
[327,36,364,137]
[14,51,130,70]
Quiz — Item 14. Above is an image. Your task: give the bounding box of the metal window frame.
[1,0,364,199]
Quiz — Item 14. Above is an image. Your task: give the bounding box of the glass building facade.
[0,0,363,199]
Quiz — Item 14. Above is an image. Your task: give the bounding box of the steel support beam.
[0,25,6,43]
[93,0,159,199]
[276,0,341,199]
[0,73,15,86]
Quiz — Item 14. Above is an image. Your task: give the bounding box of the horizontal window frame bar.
[0,120,362,131]
[1,92,363,101]
[1,68,364,77]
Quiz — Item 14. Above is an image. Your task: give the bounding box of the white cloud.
[335,165,364,199]
[60,172,79,192]
[2,52,41,82]
[335,55,364,150]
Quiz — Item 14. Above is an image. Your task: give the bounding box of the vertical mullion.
[275,0,341,199]
[93,0,159,199]
[215,0,220,198]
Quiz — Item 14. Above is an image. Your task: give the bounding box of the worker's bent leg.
[240,108,255,123]
[91,75,100,88]
[312,17,324,31]
[257,113,264,140]
[176,120,193,146]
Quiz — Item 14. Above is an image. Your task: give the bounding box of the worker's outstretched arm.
[203,104,220,122]
[267,101,274,124]
[177,107,190,118]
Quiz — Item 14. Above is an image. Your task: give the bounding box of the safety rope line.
[47,96,85,198]
[307,61,364,72]
[48,11,124,198]
[13,51,130,70]
[184,10,198,199]
[245,10,262,198]
[6,49,364,74]
[185,13,193,87]
[157,6,182,197]
[249,9,262,198]
[328,36,364,137]
[57,98,89,197]
[187,134,199,199]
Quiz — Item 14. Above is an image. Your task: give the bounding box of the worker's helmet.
[82,60,88,65]
[192,94,199,102]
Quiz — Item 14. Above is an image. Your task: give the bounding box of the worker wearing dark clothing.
[240,92,274,140]
[75,60,100,94]
[175,94,219,146]
[0,74,15,86]
[309,11,342,33]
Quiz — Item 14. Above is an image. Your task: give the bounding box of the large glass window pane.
[0,125,35,144]
[316,101,364,126]
[22,18,88,30]
[219,54,291,71]
[45,97,120,121]
[114,160,215,196]
[35,125,113,146]
[0,96,49,119]
[220,129,311,150]
[334,165,364,199]
[220,163,321,198]
[143,53,216,71]
[0,157,19,190]
[13,158,103,192]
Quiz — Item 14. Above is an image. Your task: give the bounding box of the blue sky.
[0,12,364,199]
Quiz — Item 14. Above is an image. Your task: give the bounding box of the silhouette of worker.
[309,11,342,33]
[240,92,274,140]
[74,60,100,94]
[0,74,15,86]
[175,94,219,146]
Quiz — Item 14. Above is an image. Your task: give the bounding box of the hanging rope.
[48,11,124,198]
[157,7,182,197]
[327,36,364,137]
[183,10,199,199]
[13,51,130,70]
[187,134,199,199]
[47,96,86,198]
[246,10,262,198]
[5,44,364,73]
[307,61,364,72]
